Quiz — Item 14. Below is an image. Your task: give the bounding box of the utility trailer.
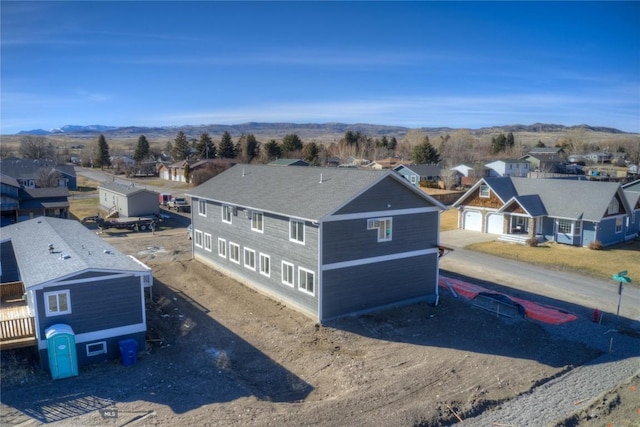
[97,216,159,232]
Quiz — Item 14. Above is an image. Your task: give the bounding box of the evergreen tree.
[491,133,508,154]
[506,132,515,149]
[133,135,150,163]
[94,134,111,168]
[302,142,320,165]
[164,140,173,157]
[263,139,282,161]
[218,131,237,158]
[196,132,216,159]
[388,137,398,151]
[281,134,303,155]
[172,131,191,160]
[411,136,441,164]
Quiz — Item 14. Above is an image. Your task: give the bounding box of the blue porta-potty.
[45,324,79,379]
[118,338,138,366]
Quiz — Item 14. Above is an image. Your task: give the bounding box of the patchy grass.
[467,239,640,282]
[440,209,458,231]
[69,176,101,221]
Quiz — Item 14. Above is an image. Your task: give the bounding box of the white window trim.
[282,261,294,287]
[368,217,392,242]
[259,253,270,277]
[222,205,232,224]
[229,242,240,264]
[298,267,315,296]
[194,230,203,248]
[204,232,212,252]
[251,211,264,233]
[615,217,623,233]
[289,219,305,244]
[198,199,207,217]
[86,341,107,357]
[244,248,256,271]
[218,238,227,258]
[44,290,71,316]
[479,185,490,198]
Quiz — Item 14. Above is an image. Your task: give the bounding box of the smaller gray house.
[99,182,159,218]
[0,217,152,371]
[393,164,443,188]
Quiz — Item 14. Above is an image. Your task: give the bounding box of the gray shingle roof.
[99,181,157,197]
[510,178,625,222]
[1,217,150,288]
[186,164,439,221]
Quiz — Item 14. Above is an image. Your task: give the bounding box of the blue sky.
[2,1,639,134]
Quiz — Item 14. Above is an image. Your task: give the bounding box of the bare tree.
[19,135,54,159]
[38,167,62,188]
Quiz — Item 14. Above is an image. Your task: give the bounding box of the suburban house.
[453,177,636,246]
[368,157,408,170]
[158,160,191,182]
[393,164,443,188]
[98,182,159,218]
[1,173,21,226]
[1,172,70,225]
[0,217,152,373]
[268,159,310,167]
[451,164,490,187]
[520,152,564,173]
[0,159,77,190]
[485,159,530,177]
[186,164,447,322]
[16,187,70,222]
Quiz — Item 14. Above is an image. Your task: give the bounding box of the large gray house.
[0,217,152,373]
[186,164,447,322]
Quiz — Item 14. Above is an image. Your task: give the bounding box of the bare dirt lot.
[1,222,639,426]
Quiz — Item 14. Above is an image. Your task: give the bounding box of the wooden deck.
[0,281,37,350]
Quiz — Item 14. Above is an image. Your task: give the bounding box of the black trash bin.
[118,338,138,366]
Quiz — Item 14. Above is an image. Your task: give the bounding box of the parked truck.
[167,197,190,212]
[159,193,172,207]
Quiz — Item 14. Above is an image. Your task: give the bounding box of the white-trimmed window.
[479,185,490,198]
[229,242,240,263]
[290,220,305,244]
[44,290,71,316]
[367,217,392,242]
[251,212,264,232]
[198,199,207,216]
[282,261,294,287]
[615,217,623,233]
[194,230,203,248]
[222,205,232,224]
[298,268,315,295]
[259,253,270,277]
[558,219,582,235]
[86,341,107,357]
[204,233,212,252]
[244,248,256,270]
[218,238,227,258]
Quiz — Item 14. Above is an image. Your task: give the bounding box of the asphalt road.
[440,229,640,330]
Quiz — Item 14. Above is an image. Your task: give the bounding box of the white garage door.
[487,213,504,234]
[464,211,482,232]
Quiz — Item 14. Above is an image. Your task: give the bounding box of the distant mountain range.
[16,122,630,138]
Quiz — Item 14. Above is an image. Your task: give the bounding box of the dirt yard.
[1,221,639,426]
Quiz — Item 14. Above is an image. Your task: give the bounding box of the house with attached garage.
[186,164,447,322]
[393,164,443,188]
[453,177,636,246]
[0,217,152,374]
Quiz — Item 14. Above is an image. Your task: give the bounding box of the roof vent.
[59,253,70,260]
[319,173,323,184]
[48,244,54,254]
